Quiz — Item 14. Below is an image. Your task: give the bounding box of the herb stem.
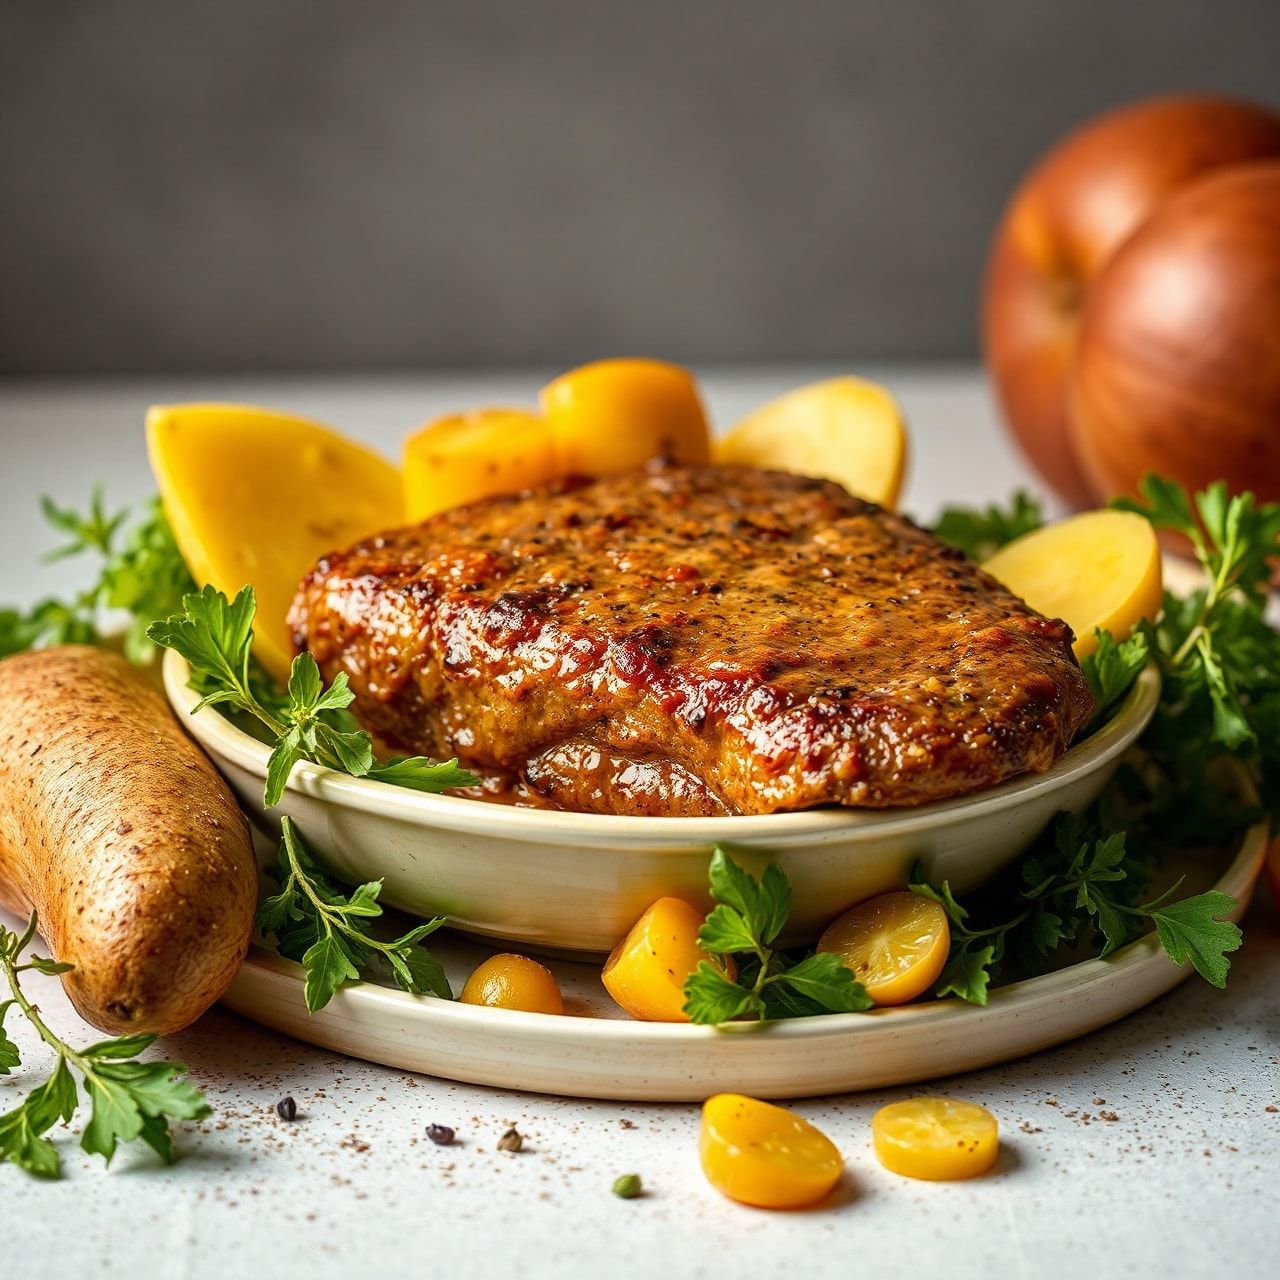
[0,940,67,1063]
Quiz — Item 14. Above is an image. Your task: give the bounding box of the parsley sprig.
[917,475,1277,1004]
[911,814,1243,1005]
[148,585,478,807]
[932,490,1044,562]
[0,490,196,664]
[1,914,210,1178]
[682,849,872,1024]
[1115,475,1280,755]
[257,818,451,1013]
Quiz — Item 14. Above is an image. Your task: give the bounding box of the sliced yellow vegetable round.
[715,376,908,508]
[872,1098,999,1181]
[817,891,950,1006]
[982,509,1162,659]
[602,896,731,1022]
[459,953,564,1015]
[700,1094,843,1209]
[541,358,712,476]
[403,407,558,522]
[147,403,402,681]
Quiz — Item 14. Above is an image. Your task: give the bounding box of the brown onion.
[1071,162,1280,507]
[983,96,1280,506]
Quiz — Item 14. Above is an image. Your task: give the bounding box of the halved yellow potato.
[540,358,712,475]
[147,403,402,680]
[404,408,557,522]
[715,376,908,508]
[982,509,1163,658]
[817,891,950,1007]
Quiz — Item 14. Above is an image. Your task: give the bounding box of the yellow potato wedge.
[403,408,558,522]
[982,509,1163,658]
[715,376,908,508]
[540,358,712,475]
[147,403,402,680]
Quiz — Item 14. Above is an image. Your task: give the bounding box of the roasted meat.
[288,465,1094,816]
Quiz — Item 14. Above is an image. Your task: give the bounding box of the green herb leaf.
[932,491,1043,562]
[149,587,479,808]
[0,1000,20,1075]
[771,952,873,1013]
[2,492,196,664]
[683,961,760,1024]
[364,756,479,793]
[259,817,452,1013]
[682,850,867,1025]
[695,904,758,956]
[1149,892,1243,989]
[934,945,995,1006]
[1081,629,1149,726]
[0,914,211,1179]
[80,1058,210,1164]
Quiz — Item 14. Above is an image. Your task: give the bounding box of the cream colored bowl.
[164,650,1159,953]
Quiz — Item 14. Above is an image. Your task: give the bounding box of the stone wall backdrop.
[2,0,1277,373]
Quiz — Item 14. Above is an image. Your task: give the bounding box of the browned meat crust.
[288,465,1094,816]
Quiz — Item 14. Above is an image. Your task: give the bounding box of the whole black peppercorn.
[276,1096,298,1121]
[426,1124,455,1146]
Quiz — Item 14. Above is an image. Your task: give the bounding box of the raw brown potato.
[0,646,258,1035]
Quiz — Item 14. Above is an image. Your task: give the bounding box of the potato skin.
[0,646,257,1035]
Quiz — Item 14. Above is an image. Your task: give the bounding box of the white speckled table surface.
[1,369,1277,1280]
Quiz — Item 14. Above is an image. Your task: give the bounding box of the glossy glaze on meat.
[288,465,1094,816]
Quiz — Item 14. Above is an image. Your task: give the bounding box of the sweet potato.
[0,645,257,1034]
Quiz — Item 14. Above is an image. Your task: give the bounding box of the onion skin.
[984,96,1280,507]
[1071,163,1280,507]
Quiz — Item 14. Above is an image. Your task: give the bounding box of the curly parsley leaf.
[149,586,478,808]
[0,915,210,1179]
[911,814,1244,1005]
[1115,475,1280,757]
[932,491,1044,562]
[257,817,451,1013]
[1148,891,1242,989]
[2,492,196,663]
[0,1001,21,1075]
[682,849,872,1024]
[1081,629,1150,728]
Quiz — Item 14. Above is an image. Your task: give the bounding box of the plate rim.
[228,810,1267,1047]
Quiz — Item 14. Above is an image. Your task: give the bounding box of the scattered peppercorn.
[612,1173,643,1199]
[276,1096,298,1121]
[497,1127,524,1153]
[427,1124,456,1146]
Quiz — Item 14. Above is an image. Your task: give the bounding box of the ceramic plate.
[220,816,1267,1101]
[165,650,1159,952]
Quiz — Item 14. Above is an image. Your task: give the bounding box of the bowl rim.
[163,648,1161,845]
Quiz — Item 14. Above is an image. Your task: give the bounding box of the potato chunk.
[541,358,712,475]
[715,376,908,508]
[404,408,557,522]
[983,509,1162,657]
[147,403,401,680]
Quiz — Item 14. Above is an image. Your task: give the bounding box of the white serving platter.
[221,816,1267,1101]
[166,647,1160,954]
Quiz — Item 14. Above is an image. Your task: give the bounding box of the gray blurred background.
[2,0,1278,375]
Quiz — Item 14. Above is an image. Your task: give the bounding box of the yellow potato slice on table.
[540,358,712,475]
[147,403,402,681]
[404,407,557,522]
[872,1098,999,1181]
[715,376,908,508]
[982,509,1163,658]
[700,1094,844,1209]
[817,891,950,1006]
